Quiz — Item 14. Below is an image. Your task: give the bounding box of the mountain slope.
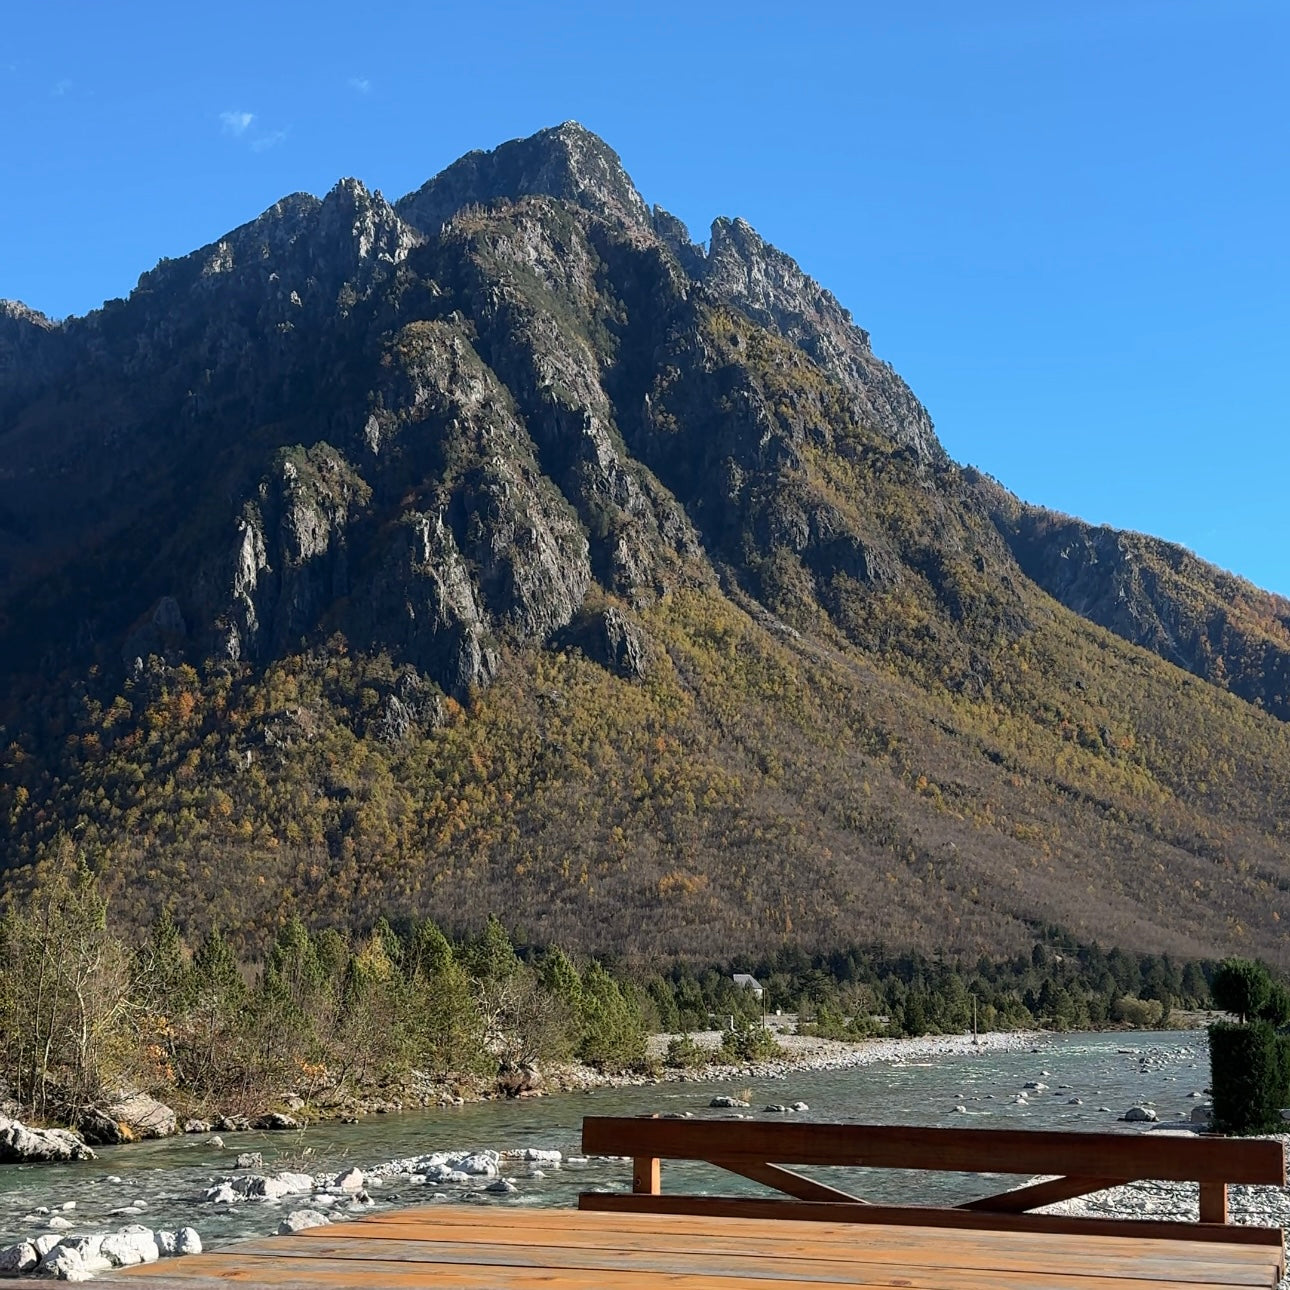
[2,123,1288,965]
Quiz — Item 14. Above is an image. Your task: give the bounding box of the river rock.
[511,1148,562,1163]
[184,1119,212,1134]
[709,1096,749,1108]
[335,1167,365,1192]
[46,1216,72,1230]
[236,1152,264,1170]
[250,1112,300,1130]
[32,1235,63,1258]
[279,1210,331,1234]
[1123,1106,1157,1122]
[82,1092,178,1143]
[0,1116,95,1163]
[38,1244,95,1281]
[205,1170,316,1202]
[100,1229,160,1267]
[486,1178,518,1194]
[1190,1103,1213,1125]
[0,1241,37,1276]
[175,1229,202,1256]
[1022,1081,1048,1091]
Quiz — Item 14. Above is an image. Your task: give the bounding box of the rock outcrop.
[0,1117,95,1164]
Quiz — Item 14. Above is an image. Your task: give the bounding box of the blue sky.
[4,1,1286,594]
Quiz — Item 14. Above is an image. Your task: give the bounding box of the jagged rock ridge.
[2,123,1289,965]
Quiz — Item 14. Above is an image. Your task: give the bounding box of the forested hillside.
[2,124,1288,966]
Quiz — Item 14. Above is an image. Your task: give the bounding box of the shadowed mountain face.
[2,122,1288,965]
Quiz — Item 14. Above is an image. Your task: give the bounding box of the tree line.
[0,843,1221,1128]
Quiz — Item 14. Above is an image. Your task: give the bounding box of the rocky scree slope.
[2,123,1290,964]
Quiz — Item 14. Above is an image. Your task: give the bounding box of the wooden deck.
[104,1202,1286,1288]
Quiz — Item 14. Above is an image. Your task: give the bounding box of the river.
[0,1031,1209,1252]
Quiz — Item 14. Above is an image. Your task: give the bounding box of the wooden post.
[1199,1181,1228,1224]
[632,1156,661,1195]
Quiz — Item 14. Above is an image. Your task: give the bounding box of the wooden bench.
[579,1116,1287,1256]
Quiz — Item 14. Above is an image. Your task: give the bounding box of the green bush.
[720,1020,783,1063]
[1208,1020,1290,1134]
[664,1033,708,1069]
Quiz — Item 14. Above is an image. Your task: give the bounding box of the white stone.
[175,1229,202,1256]
[46,1216,72,1230]
[32,1235,63,1258]
[100,1229,160,1267]
[155,1231,179,1257]
[0,1116,95,1164]
[334,1167,365,1192]
[0,1241,38,1276]
[486,1178,518,1194]
[1123,1106,1158,1122]
[38,1246,94,1281]
[278,1210,331,1235]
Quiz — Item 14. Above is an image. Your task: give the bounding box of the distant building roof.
[733,973,763,994]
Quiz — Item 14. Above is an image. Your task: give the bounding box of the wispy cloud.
[348,76,371,94]
[220,109,255,136]
[52,77,72,96]
[250,128,288,153]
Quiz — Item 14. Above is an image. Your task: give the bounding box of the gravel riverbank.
[547,1024,1045,1092]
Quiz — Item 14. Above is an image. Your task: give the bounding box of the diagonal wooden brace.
[707,1158,868,1204]
[959,1175,1135,1213]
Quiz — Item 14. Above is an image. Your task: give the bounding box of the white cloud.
[52,78,71,96]
[250,128,288,153]
[220,110,255,136]
[348,76,371,94]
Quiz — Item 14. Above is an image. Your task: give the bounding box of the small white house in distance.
[732,973,763,998]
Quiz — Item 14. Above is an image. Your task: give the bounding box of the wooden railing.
[579,1116,1287,1253]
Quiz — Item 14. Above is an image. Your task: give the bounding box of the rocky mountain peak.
[0,299,61,386]
[396,121,650,236]
[702,216,944,465]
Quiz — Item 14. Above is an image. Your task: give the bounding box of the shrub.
[1111,996,1164,1028]
[664,1034,708,1069]
[1208,1020,1290,1134]
[720,1020,783,1063]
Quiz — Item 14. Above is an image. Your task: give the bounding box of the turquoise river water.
[0,1031,1209,1251]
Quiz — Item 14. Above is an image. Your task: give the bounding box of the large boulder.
[1122,1106,1158,1123]
[278,1210,331,1235]
[81,1092,177,1144]
[0,1116,95,1163]
[0,1241,38,1276]
[249,1112,299,1131]
[203,1171,315,1203]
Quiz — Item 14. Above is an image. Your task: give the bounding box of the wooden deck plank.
[359,1205,1283,1265]
[112,1251,1268,1290]
[106,1203,1285,1290]
[291,1220,1276,1284]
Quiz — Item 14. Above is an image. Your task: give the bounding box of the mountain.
[2,123,1288,965]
